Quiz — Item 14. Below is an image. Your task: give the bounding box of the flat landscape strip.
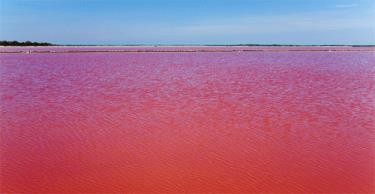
[1,49,375,53]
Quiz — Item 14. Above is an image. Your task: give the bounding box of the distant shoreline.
[1,40,374,47]
[1,45,375,54]
[13,45,375,47]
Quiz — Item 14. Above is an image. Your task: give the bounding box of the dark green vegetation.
[0,40,54,46]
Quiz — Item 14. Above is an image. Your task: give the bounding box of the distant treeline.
[0,40,54,46]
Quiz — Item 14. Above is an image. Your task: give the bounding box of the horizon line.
[1,40,375,47]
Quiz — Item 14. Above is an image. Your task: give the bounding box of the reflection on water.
[1,49,374,192]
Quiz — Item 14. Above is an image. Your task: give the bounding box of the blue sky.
[0,0,374,45]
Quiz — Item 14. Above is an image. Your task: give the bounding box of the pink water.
[1,47,375,193]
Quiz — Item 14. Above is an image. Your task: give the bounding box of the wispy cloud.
[174,11,373,36]
[335,4,358,8]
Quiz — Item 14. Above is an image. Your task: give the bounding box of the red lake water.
[1,46,375,193]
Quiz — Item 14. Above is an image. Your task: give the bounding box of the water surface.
[1,47,374,192]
